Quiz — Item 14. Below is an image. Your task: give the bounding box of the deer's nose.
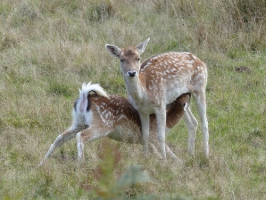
[128,71,136,77]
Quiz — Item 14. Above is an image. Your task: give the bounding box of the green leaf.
[115,165,153,191]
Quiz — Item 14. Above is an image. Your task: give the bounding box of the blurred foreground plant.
[80,139,153,200]
[80,139,192,200]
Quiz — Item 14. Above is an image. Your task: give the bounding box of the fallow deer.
[105,38,209,159]
[38,82,190,166]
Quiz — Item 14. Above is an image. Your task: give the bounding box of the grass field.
[0,0,265,199]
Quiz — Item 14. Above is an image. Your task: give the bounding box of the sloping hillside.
[0,0,265,199]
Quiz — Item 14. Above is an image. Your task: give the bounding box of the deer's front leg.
[139,112,150,157]
[155,107,167,159]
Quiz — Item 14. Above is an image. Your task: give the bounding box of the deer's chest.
[128,94,160,114]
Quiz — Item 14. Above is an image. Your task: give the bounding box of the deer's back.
[88,94,142,143]
[139,52,206,104]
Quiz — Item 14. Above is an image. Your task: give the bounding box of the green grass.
[0,0,265,199]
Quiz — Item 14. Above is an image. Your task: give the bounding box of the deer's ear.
[105,44,121,57]
[136,38,150,54]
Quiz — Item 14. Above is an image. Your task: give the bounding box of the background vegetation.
[0,0,265,199]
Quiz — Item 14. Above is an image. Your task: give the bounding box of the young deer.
[38,82,190,166]
[105,38,209,159]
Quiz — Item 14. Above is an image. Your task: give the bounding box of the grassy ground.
[0,0,265,199]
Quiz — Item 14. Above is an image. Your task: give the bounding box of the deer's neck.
[124,74,146,103]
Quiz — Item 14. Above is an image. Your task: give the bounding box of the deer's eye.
[120,59,124,62]
[137,58,140,61]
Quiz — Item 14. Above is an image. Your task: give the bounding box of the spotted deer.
[105,38,209,159]
[38,82,190,166]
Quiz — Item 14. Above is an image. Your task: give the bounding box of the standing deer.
[38,82,191,166]
[105,38,209,159]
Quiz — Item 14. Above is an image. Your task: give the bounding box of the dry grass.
[0,0,265,199]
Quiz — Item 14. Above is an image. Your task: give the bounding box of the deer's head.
[105,38,150,77]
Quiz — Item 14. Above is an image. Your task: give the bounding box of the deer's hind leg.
[38,126,83,166]
[76,126,111,161]
[165,145,183,163]
[149,143,163,159]
[149,142,183,163]
[192,90,209,158]
[182,106,198,156]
